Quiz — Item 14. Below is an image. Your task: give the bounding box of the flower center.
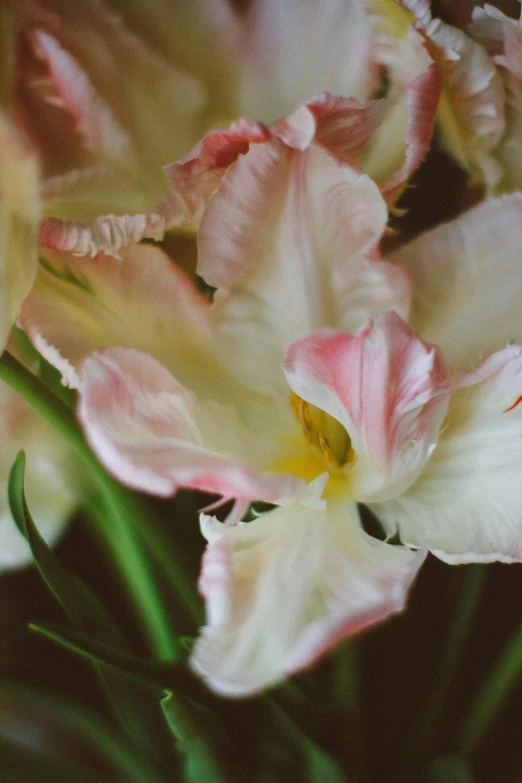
[290,392,354,468]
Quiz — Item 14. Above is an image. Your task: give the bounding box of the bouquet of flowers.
[1,0,522,780]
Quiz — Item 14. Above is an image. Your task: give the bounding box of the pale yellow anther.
[290,392,353,468]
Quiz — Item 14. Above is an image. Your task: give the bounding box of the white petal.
[375,344,522,563]
[391,193,522,368]
[191,492,424,696]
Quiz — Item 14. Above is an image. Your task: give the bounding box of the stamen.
[290,391,353,467]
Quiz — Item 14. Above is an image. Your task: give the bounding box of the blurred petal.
[0,113,40,352]
[469,6,522,191]
[232,0,378,122]
[192,486,424,696]
[78,347,304,502]
[391,193,522,367]
[17,0,207,236]
[30,30,132,161]
[19,243,216,393]
[376,344,522,563]
[283,313,450,502]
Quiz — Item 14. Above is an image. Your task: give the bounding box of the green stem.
[459,622,522,756]
[408,565,485,766]
[0,351,199,655]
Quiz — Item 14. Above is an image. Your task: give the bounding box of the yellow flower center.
[290,392,354,469]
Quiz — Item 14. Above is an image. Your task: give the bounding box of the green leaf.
[8,452,126,647]
[7,452,173,762]
[267,700,345,783]
[30,622,208,701]
[459,622,522,756]
[161,692,231,783]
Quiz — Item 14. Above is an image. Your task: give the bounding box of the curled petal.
[381,62,441,199]
[425,18,506,189]
[163,119,271,226]
[39,214,147,258]
[191,489,424,696]
[163,94,383,231]
[315,94,387,159]
[376,344,522,563]
[78,347,304,503]
[361,19,440,198]
[283,313,450,503]
[469,7,522,191]
[391,193,522,367]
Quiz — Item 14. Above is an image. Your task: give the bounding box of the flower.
[19,94,522,694]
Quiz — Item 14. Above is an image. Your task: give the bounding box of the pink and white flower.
[19,91,522,695]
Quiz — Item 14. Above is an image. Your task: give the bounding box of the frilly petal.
[191,488,424,696]
[376,344,522,563]
[425,17,506,189]
[362,12,440,200]
[283,313,450,503]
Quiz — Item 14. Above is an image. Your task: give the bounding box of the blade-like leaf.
[30,622,208,700]
[459,622,522,756]
[161,692,231,783]
[7,452,173,763]
[8,451,126,647]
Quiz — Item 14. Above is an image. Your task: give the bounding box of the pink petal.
[283,312,450,503]
[163,119,271,225]
[307,93,387,164]
[191,492,425,696]
[30,30,132,160]
[78,347,304,503]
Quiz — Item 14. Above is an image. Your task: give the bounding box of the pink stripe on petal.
[78,347,304,503]
[284,312,450,502]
